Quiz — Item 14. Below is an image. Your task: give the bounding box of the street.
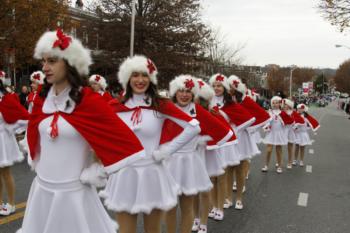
[1,101,350,233]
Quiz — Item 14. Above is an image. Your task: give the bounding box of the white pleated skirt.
[203,149,226,177]
[18,177,117,233]
[166,150,213,195]
[263,129,288,146]
[294,131,313,146]
[219,143,241,167]
[100,158,179,214]
[0,129,24,167]
[237,130,261,160]
[287,128,296,143]
[251,130,263,144]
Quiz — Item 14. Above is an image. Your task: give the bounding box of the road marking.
[297,192,309,207]
[306,165,312,173]
[0,202,26,225]
[308,149,314,154]
[0,211,25,225]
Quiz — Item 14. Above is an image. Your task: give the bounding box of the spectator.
[19,85,29,109]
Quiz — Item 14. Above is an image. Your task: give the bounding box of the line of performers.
[0,29,320,233]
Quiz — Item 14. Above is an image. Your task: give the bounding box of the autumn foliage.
[334,59,350,93]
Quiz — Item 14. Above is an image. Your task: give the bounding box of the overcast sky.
[201,0,350,69]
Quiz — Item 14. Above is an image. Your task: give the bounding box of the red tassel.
[50,112,59,139]
[131,107,142,126]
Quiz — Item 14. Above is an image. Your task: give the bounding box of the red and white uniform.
[100,94,200,214]
[263,109,294,145]
[162,102,233,195]
[0,92,29,167]
[294,112,319,146]
[18,87,145,233]
[98,90,113,102]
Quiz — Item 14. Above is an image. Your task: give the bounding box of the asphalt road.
[1,101,349,233]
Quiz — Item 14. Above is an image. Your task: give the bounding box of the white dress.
[294,116,313,146]
[18,87,117,233]
[285,110,296,144]
[100,94,200,214]
[0,93,25,167]
[263,109,289,146]
[209,96,241,167]
[165,103,213,195]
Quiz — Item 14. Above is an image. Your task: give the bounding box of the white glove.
[197,135,213,146]
[152,146,171,162]
[80,163,108,188]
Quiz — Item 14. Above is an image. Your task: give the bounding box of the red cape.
[241,96,270,128]
[305,114,320,131]
[102,92,113,102]
[159,103,235,146]
[291,111,305,125]
[279,110,294,125]
[221,102,255,128]
[0,93,29,124]
[27,88,145,171]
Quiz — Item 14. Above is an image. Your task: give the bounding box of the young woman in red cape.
[89,74,113,102]
[164,75,233,233]
[99,55,201,233]
[17,29,146,233]
[0,77,29,216]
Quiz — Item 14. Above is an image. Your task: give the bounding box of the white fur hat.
[197,78,215,101]
[169,74,199,97]
[34,29,92,76]
[0,70,5,81]
[271,96,282,105]
[209,73,230,91]
[227,75,247,94]
[118,55,158,90]
[30,71,45,85]
[297,103,309,112]
[89,74,107,90]
[282,98,294,109]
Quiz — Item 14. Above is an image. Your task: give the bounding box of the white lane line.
[306,165,312,173]
[297,192,309,207]
[308,149,314,154]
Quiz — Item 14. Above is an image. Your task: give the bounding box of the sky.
[201,0,350,69]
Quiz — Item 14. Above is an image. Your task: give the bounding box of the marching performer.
[0,77,29,216]
[100,55,201,233]
[165,75,233,233]
[282,99,297,169]
[89,74,113,102]
[262,96,293,173]
[28,71,45,113]
[18,29,147,233]
[293,104,320,166]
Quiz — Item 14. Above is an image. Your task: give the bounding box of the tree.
[318,0,350,32]
[93,0,210,88]
[314,73,328,93]
[266,65,289,96]
[0,0,70,70]
[333,59,350,93]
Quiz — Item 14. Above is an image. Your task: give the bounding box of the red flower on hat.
[300,105,305,109]
[232,80,240,88]
[53,28,72,50]
[198,80,205,89]
[216,75,224,82]
[95,75,101,82]
[147,59,156,74]
[33,73,41,81]
[185,79,195,90]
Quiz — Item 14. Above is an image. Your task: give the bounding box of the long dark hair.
[0,80,8,94]
[223,89,233,105]
[40,60,87,105]
[122,81,166,111]
[232,90,243,103]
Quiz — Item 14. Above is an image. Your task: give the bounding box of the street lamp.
[289,65,297,99]
[130,0,136,57]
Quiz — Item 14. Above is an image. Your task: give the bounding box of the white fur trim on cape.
[34,30,92,76]
[89,74,107,90]
[169,74,199,97]
[30,71,45,85]
[118,55,158,90]
[209,73,230,91]
[197,79,214,101]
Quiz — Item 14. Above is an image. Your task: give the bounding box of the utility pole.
[130,0,136,57]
